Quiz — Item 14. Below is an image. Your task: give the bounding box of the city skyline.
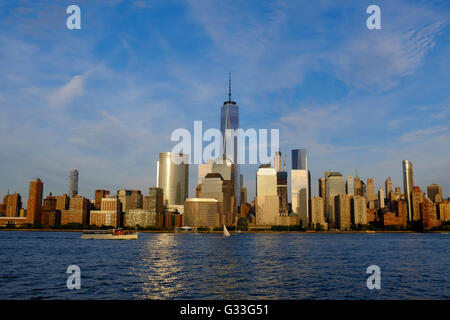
[0,1,449,202]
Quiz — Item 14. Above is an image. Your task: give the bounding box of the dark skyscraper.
[220,73,240,206]
[292,149,308,170]
[69,169,78,198]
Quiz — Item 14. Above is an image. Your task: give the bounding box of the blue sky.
[0,0,449,203]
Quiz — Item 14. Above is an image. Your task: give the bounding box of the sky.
[0,0,449,204]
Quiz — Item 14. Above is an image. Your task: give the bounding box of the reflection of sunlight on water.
[133,233,185,299]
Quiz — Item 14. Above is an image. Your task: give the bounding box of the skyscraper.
[220,73,240,206]
[354,170,362,196]
[157,152,189,206]
[256,166,278,225]
[378,188,385,208]
[402,160,414,221]
[427,184,443,203]
[385,177,393,199]
[291,149,310,226]
[325,172,346,225]
[26,178,43,225]
[346,175,354,196]
[292,149,307,170]
[367,178,376,202]
[69,169,78,198]
[273,150,282,172]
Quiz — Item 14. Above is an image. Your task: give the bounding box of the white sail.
[223,225,230,237]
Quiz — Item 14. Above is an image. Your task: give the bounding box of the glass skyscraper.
[220,73,240,206]
[292,149,308,170]
[402,160,414,221]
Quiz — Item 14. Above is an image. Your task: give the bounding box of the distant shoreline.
[0,228,447,234]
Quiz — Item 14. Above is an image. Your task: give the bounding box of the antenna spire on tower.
[228,72,231,102]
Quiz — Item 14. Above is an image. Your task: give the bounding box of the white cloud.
[48,74,85,108]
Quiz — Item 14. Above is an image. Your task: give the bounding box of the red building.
[421,198,441,230]
[26,179,43,225]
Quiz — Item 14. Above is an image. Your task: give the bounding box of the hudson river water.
[0,231,449,299]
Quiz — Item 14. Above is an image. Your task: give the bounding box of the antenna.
[228,72,231,102]
[283,154,287,171]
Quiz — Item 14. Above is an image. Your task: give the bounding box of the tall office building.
[319,177,326,198]
[26,178,44,225]
[351,195,367,226]
[325,172,346,225]
[385,177,393,199]
[198,159,214,186]
[311,196,327,229]
[291,149,310,225]
[273,150,282,172]
[346,175,354,196]
[292,170,309,226]
[256,166,279,225]
[94,190,110,210]
[411,186,424,221]
[354,170,362,196]
[292,149,308,170]
[427,184,443,203]
[69,169,78,198]
[277,171,288,216]
[220,73,240,206]
[402,160,414,221]
[334,193,350,230]
[367,178,376,202]
[378,188,385,208]
[157,152,189,206]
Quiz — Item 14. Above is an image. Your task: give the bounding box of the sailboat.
[223,225,230,237]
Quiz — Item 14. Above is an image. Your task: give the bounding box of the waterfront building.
[240,187,247,205]
[26,178,43,225]
[55,194,69,211]
[6,193,22,217]
[0,193,25,227]
[41,194,61,227]
[61,196,90,225]
[124,209,157,228]
[94,190,110,209]
[184,198,220,228]
[311,196,327,229]
[402,160,414,221]
[220,73,240,206]
[198,159,214,186]
[334,193,350,230]
[421,198,441,229]
[351,195,367,226]
[385,177,393,200]
[427,184,443,203]
[378,188,385,208]
[354,170,362,196]
[277,171,288,216]
[130,190,143,210]
[199,173,235,225]
[292,149,308,170]
[319,177,326,198]
[256,166,279,225]
[273,150,282,172]
[325,172,346,225]
[69,169,78,198]
[157,152,189,206]
[346,175,354,196]
[438,201,450,222]
[411,186,424,221]
[292,169,309,226]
